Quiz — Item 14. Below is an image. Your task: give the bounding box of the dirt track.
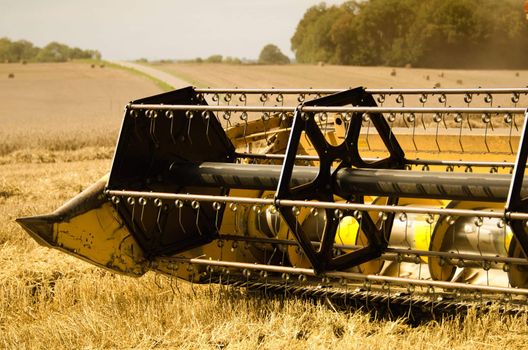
[108,60,189,89]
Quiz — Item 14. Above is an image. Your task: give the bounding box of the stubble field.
[1,61,528,349]
[151,62,527,89]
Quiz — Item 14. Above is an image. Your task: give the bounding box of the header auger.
[17,85,528,315]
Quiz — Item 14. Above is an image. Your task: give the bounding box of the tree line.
[171,46,290,65]
[0,37,101,63]
[291,0,528,68]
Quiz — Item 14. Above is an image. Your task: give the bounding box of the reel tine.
[166,110,176,144]
[213,201,223,233]
[407,112,417,151]
[502,112,515,154]
[138,196,148,233]
[148,110,160,147]
[154,198,163,234]
[362,113,371,150]
[419,93,427,130]
[483,113,491,153]
[455,113,465,152]
[433,113,442,152]
[222,111,232,130]
[240,111,249,151]
[230,202,239,235]
[175,199,187,235]
[203,110,212,145]
[261,112,269,141]
[127,196,137,234]
[185,110,194,144]
[386,112,395,142]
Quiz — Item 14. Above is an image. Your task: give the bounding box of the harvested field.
[2,62,528,349]
[0,62,161,158]
[151,62,528,89]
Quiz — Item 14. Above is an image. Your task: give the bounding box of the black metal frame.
[107,87,235,257]
[275,87,405,273]
[506,109,528,258]
[105,86,528,270]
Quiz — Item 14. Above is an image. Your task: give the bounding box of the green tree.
[223,56,242,64]
[206,54,223,63]
[0,37,13,62]
[0,38,40,62]
[291,3,348,64]
[258,44,290,64]
[11,39,39,61]
[0,37,101,63]
[36,42,72,62]
[291,0,528,68]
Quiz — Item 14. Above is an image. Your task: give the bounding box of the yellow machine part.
[429,201,514,283]
[17,176,148,276]
[17,179,268,282]
[56,202,147,275]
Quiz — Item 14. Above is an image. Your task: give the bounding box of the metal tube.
[194,87,528,95]
[129,104,527,114]
[217,234,528,265]
[165,257,528,295]
[168,162,313,190]
[106,189,528,220]
[333,167,523,202]
[168,162,526,202]
[235,153,518,169]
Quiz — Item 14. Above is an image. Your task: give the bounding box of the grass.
[1,62,528,349]
[105,60,174,92]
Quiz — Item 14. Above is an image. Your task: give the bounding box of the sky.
[1,0,345,60]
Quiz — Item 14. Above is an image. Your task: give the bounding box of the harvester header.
[17,85,528,313]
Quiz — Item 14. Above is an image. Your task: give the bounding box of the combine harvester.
[17,86,528,314]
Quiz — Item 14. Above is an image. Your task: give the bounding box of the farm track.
[108,60,189,89]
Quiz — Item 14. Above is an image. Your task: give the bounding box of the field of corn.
[1,61,528,349]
